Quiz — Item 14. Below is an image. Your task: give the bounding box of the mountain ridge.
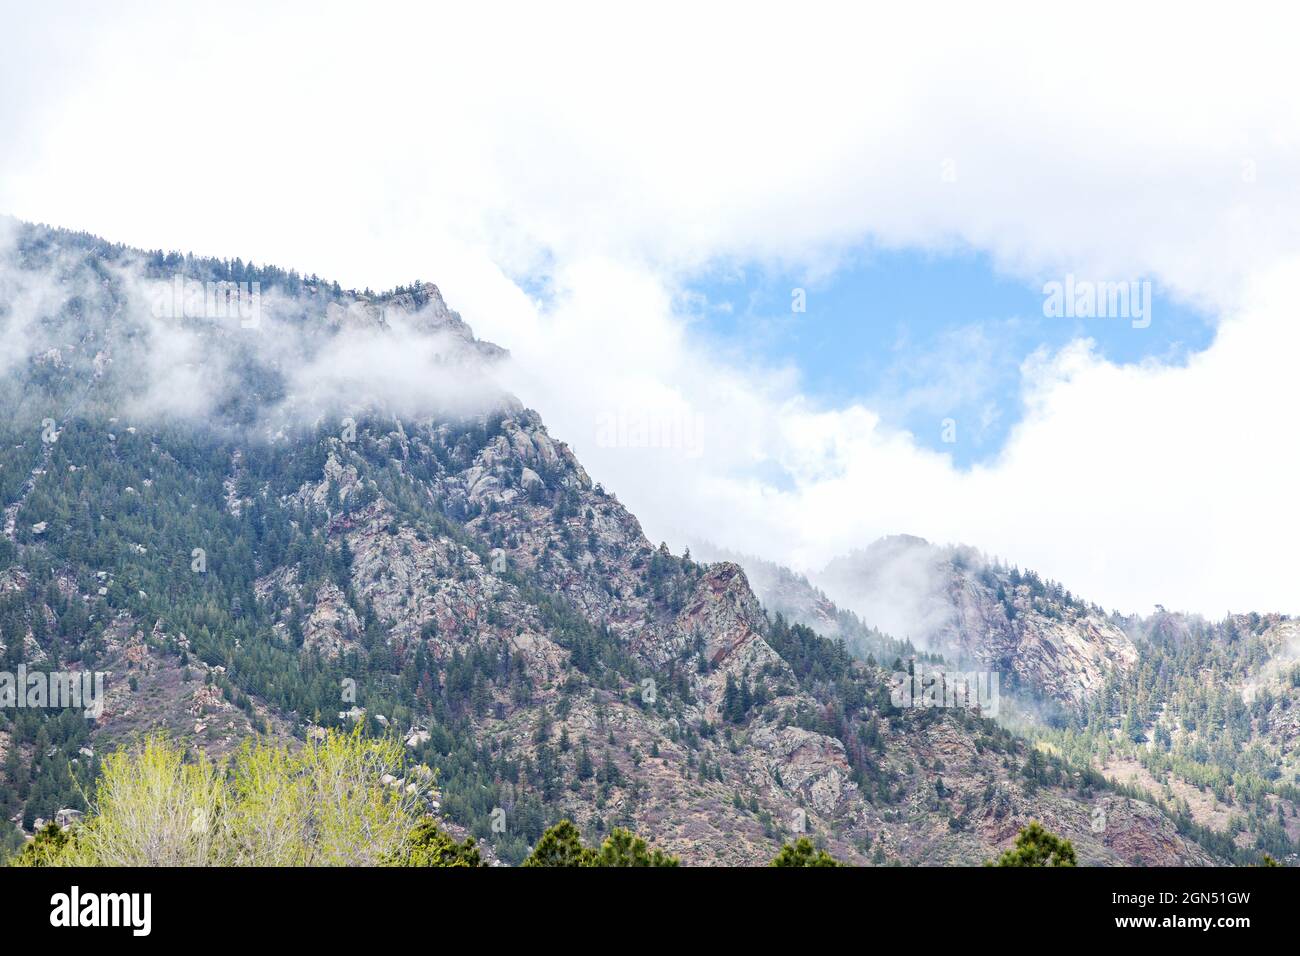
[0,220,1241,864]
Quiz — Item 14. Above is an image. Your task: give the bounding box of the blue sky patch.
[684,247,1216,468]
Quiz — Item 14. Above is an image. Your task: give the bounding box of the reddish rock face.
[229,394,1208,865]
[0,227,1221,864]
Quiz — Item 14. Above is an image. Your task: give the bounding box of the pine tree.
[522,820,596,867]
[990,822,1076,867]
[770,837,842,867]
[575,739,594,780]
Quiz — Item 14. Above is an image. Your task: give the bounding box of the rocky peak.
[813,536,1138,706]
[323,283,508,363]
[0,220,1227,866]
[675,562,766,666]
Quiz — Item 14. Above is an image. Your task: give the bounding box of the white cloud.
[2,2,1299,615]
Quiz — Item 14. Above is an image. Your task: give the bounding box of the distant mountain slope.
[697,535,1138,707]
[1081,609,1300,860]
[0,220,1222,864]
[687,543,928,665]
[702,536,1300,862]
[818,535,1137,705]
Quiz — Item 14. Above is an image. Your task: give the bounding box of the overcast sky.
[2,2,1298,617]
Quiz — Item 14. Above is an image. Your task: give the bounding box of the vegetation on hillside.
[990,822,1077,867]
[770,837,842,867]
[11,730,425,866]
[522,819,678,867]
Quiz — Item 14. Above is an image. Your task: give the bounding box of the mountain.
[818,535,1138,707]
[698,538,1300,863]
[687,542,928,666]
[0,220,1225,864]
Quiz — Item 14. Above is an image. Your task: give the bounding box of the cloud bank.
[2,2,1298,615]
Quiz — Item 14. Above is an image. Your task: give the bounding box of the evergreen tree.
[991,822,1077,867]
[389,817,484,867]
[770,837,842,867]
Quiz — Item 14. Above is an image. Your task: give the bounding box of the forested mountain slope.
[0,220,1222,864]
[700,539,1300,863]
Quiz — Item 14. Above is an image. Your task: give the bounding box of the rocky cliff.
[0,221,1219,864]
[819,536,1138,706]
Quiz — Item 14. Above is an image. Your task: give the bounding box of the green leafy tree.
[12,730,430,866]
[991,821,1077,867]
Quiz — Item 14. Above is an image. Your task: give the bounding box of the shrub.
[14,728,430,867]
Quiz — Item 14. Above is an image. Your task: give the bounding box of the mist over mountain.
[3,220,1269,866]
[696,532,1300,861]
[6,10,1300,944]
